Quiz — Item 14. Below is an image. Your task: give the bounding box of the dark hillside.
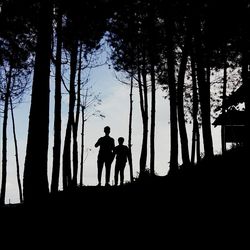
[1,147,247,213]
[0,147,247,246]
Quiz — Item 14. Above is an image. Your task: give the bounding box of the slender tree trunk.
[137,48,148,176]
[190,48,200,165]
[10,97,23,203]
[51,7,62,193]
[80,104,85,187]
[62,41,77,190]
[140,52,148,176]
[165,16,178,174]
[190,53,196,165]
[177,33,190,166]
[72,44,82,187]
[62,122,71,189]
[150,61,156,175]
[128,76,134,182]
[221,57,227,154]
[148,3,156,176]
[196,124,201,162]
[191,126,196,165]
[192,15,213,159]
[0,67,12,205]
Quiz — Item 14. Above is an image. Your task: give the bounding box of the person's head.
[118,137,124,145]
[104,126,110,135]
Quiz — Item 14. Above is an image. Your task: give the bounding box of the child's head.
[118,137,124,145]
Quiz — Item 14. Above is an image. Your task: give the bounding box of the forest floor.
[0,147,248,246]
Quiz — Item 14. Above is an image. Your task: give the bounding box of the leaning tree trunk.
[23,0,52,203]
[0,66,12,205]
[10,97,23,203]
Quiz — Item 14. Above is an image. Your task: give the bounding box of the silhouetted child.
[113,137,131,186]
[95,126,115,186]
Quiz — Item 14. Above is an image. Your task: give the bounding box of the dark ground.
[0,147,248,246]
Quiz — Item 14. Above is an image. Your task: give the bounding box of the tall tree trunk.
[150,61,156,175]
[62,41,77,190]
[72,44,82,187]
[139,51,148,176]
[10,96,23,203]
[192,15,213,159]
[190,48,200,165]
[148,2,156,176]
[0,67,12,205]
[128,76,134,182]
[221,56,227,154]
[51,7,62,193]
[165,16,178,174]
[177,33,190,166]
[79,104,85,187]
[23,0,51,203]
[137,48,148,176]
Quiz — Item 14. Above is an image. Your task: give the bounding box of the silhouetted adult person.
[95,126,115,186]
[113,137,131,186]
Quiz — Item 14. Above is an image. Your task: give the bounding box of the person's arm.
[95,138,101,148]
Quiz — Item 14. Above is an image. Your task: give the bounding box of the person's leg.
[114,162,119,186]
[97,157,104,186]
[105,159,111,186]
[120,162,126,186]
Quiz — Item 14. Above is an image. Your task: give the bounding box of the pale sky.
[0,59,222,204]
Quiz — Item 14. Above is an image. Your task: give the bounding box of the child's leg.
[120,162,126,185]
[114,163,119,186]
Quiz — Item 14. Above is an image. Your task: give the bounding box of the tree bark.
[23,0,51,203]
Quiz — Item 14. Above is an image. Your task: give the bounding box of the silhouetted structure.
[113,137,132,186]
[95,126,115,186]
[213,85,246,149]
